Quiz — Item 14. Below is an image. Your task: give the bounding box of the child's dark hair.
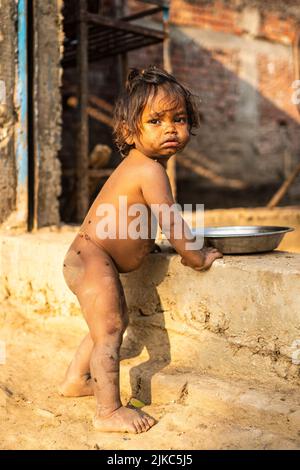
[113,65,201,157]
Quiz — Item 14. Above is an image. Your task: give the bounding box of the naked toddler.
[60,66,223,433]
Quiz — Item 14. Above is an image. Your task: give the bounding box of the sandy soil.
[0,300,299,450]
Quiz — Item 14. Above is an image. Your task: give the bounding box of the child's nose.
[164,122,177,133]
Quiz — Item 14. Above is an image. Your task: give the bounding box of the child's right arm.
[140,162,222,271]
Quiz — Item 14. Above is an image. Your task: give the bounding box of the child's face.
[128,89,190,160]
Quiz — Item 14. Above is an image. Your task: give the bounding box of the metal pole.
[76,0,89,221]
[16,0,28,229]
[163,5,176,200]
[27,0,36,231]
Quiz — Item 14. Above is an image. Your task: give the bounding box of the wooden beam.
[267,162,300,208]
[89,95,114,113]
[121,6,162,22]
[178,156,247,189]
[68,96,113,127]
[76,0,89,221]
[63,168,114,178]
[139,0,170,7]
[86,12,164,40]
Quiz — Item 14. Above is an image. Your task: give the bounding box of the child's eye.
[175,117,187,123]
[149,119,160,124]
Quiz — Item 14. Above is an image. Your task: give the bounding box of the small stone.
[35,408,55,419]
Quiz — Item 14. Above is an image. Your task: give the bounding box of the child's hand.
[181,247,223,272]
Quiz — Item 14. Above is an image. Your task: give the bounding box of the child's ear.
[125,132,135,145]
[122,120,135,145]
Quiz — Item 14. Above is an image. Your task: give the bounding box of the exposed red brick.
[115,1,300,193]
[258,54,300,123]
[170,0,243,35]
[260,13,297,45]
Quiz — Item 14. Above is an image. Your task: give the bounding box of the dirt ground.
[0,300,300,450]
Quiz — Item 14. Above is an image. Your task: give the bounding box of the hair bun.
[125,68,140,91]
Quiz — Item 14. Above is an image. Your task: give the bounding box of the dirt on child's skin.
[0,301,299,450]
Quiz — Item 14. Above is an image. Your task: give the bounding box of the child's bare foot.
[93,405,157,433]
[58,374,94,397]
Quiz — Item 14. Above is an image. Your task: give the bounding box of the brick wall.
[125,0,300,207]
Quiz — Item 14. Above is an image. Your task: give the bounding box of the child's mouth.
[161,140,180,148]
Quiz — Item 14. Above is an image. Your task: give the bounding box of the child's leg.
[79,268,155,432]
[60,241,95,396]
[62,235,156,433]
[59,333,94,397]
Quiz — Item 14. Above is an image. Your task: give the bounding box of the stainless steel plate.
[192,225,294,254]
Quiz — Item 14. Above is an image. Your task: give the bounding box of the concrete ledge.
[120,364,300,438]
[1,231,300,388]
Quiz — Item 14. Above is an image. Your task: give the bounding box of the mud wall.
[1,230,300,388]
